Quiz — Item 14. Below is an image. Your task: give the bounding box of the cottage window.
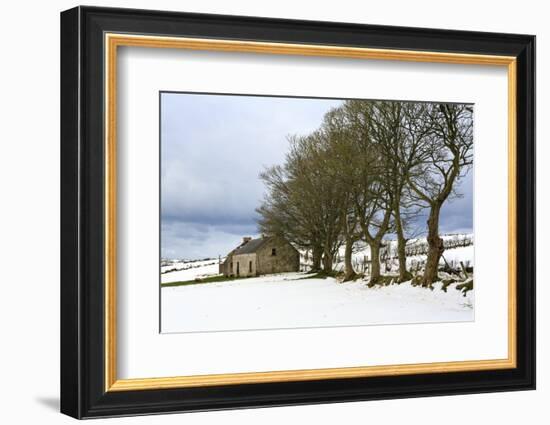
[249,261,252,273]
[236,262,240,276]
[271,248,277,256]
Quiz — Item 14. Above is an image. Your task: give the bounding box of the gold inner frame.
[104,33,517,392]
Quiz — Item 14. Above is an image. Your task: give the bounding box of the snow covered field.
[161,259,220,284]
[161,234,474,333]
[161,274,474,334]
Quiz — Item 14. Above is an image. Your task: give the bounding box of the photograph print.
[160,92,474,333]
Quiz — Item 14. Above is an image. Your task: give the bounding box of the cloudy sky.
[161,92,473,260]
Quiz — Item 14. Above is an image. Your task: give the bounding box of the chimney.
[242,236,252,244]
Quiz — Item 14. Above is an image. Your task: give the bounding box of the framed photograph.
[60,6,535,419]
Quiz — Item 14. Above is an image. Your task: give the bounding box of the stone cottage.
[219,236,300,277]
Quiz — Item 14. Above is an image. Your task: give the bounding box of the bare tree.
[257,130,345,273]
[302,131,346,272]
[259,99,472,287]
[336,100,393,284]
[371,101,434,282]
[322,108,363,280]
[367,101,412,282]
[402,103,473,286]
[257,164,324,270]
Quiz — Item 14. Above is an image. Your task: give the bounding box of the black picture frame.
[61,5,535,419]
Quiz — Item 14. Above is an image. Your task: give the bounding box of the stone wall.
[231,253,257,277]
[256,238,299,275]
[219,260,227,275]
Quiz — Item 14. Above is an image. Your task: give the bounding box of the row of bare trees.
[257,100,473,286]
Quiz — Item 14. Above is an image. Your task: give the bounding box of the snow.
[161,259,221,283]
[161,233,474,333]
[161,271,474,333]
[326,234,474,273]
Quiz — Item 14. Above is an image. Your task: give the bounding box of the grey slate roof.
[232,237,271,255]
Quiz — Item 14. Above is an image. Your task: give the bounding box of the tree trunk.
[322,249,333,273]
[394,207,412,283]
[311,245,322,272]
[343,237,356,281]
[368,242,381,285]
[422,203,444,286]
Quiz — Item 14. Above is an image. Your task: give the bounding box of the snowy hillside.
[162,272,473,333]
[160,233,474,333]
[161,258,221,284]
[303,233,473,274]
[160,233,473,283]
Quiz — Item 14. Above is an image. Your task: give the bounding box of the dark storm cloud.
[161,93,342,258]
